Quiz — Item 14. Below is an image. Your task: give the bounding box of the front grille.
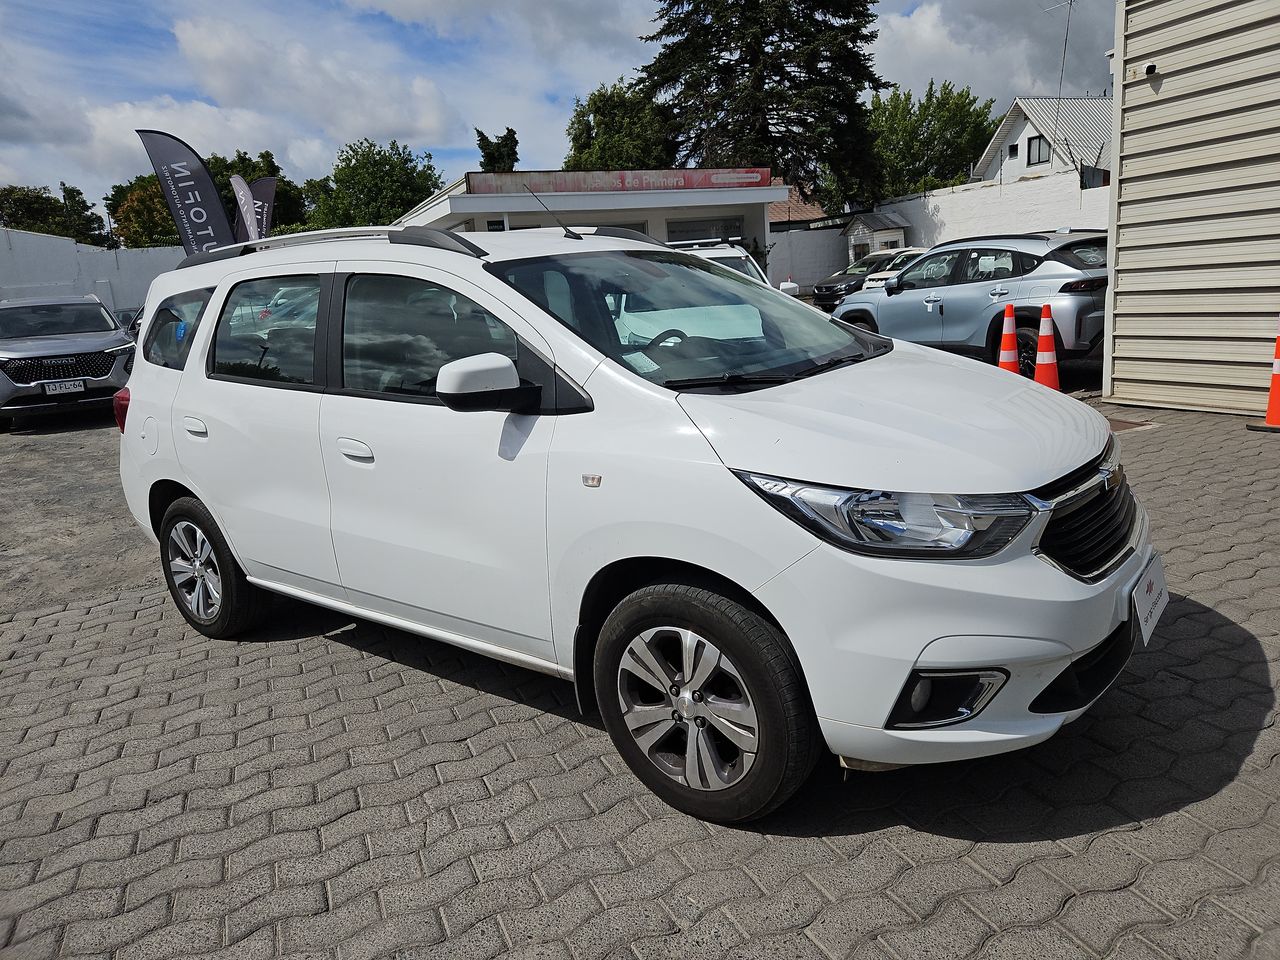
[1038,472,1137,580]
[1,352,117,385]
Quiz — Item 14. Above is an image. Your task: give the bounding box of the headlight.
[736,471,1033,559]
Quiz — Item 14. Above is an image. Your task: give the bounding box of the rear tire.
[594,583,820,823]
[1016,327,1039,378]
[0,416,10,434]
[160,497,268,639]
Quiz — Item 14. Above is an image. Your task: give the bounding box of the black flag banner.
[136,129,235,256]
[233,177,278,243]
[230,175,259,242]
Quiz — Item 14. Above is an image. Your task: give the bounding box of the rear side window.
[210,276,321,385]
[957,249,1022,284]
[342,274,517,398]
[142,288,214,369]
[1052,240,1108,270]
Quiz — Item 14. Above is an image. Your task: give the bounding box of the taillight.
[1060,277,1108,293]
[113,387,130,433]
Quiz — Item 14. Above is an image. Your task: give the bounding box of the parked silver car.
[832,231,1107,375]
[0,295,135,431]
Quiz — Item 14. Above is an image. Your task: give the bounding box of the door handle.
[990,287,1010,297]
[183,417,208,437]
[336,437,374,462]
[923,295,943,303]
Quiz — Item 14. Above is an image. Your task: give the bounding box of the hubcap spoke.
[203,568,222,605]
[168,521,221,620]
[680,630,719,690]
[702,697,759,753]
[169,525,195,561]
[632,715,678,753]
[195,529,213,564]
[169,558,196,586]
[622,632,676,695]
[191,579,207,618]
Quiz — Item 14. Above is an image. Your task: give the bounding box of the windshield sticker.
[624,351,660,374]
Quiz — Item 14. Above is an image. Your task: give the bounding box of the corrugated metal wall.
[1105,0,1280,413]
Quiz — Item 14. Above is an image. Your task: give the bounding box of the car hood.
[0,328,131,358]
[677,341,1110,494]
[816,273,860,288]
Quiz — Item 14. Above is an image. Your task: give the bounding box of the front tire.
[160,497,267,638]
[594,583,820,823]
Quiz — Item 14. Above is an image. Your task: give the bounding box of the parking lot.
[1,402,1278,960]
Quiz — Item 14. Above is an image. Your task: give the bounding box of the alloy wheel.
[616,626,759,791]
[168,520,222,620]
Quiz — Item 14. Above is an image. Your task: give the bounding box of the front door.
[944,247,1025,348]
[876,250,960,345]
[172,264,342,596]
[319,264,557,662]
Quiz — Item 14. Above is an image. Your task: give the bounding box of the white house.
[869,96,1113,250]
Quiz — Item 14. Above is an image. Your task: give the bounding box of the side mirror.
[778,280,800,297]
[128,317,143,340]
[437,353,541,413]
[882,275,901,296]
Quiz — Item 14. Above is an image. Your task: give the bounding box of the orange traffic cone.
[997,304,1019,374]
[1033,304,1060,391]
[1246,315,1280,433]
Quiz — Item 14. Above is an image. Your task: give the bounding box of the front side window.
[211,275,320,385]
[142,288,214,369]
[957,249,1021,284]
[0,301,116,340]
[898,251,962,290]
[493,250,889,390]
[1027,135,1051,165]
[342,274,518,398]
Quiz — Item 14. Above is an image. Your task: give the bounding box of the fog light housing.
[887,669,1008,729]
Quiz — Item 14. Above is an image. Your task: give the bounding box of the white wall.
[766,226,848,292]
[982,115,1077,181]
[875,171,1109,248]
[0,229,183,310]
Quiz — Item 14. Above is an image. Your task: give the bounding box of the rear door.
[943,247,1026,348]
[172,262,343,597]
[876,249,960,344]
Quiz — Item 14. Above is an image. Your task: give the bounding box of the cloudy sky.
[0,0,1115,210]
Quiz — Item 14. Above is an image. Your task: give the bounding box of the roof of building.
[975,96,1113,175]
[767,183,828,224]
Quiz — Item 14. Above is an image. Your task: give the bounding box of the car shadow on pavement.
[762,592,1275,842]
[4,408,117,435]
[253,590,1271,844]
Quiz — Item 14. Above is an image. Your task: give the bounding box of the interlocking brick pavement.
[1,402,1278,959]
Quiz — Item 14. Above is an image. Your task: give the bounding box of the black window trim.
[326,270,592,414]
[206,272,333,393]
[1026,134,1051,166]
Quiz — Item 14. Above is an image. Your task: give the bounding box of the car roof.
[926,230,1106,253]
[0,294,105,308]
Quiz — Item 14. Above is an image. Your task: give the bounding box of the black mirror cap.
[438,382,542,414]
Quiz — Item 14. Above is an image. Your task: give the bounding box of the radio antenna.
[523,185,582,240]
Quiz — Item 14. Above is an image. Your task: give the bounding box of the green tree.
[305,138,443,228]
[204,149,307,229]
[0,183,108,245]
[640,0,882,206]
[104,176,178,248]
[869,81,1001,199]
[475,127,519,173]
[564,79,680,171]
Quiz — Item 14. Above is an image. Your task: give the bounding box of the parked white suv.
[118,225,1166,822]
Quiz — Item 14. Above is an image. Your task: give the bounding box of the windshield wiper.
[795,352,869,379]
[662,372,794,390]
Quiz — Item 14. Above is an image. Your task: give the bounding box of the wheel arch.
[571,556,801,715]
[148,478,199,538]
[836,308,878,333]
[984,306,1045,361]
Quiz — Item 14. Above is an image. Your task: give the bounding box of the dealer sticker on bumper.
[1132,554,1168,647]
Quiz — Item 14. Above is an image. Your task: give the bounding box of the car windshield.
[0,302,117,340]
[705,254,765,283]
[492,249,890,390]
[884,250,919,271]
[843,253,893,277]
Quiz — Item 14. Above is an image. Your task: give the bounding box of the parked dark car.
[0,295,135,432]
[812,248,924,312]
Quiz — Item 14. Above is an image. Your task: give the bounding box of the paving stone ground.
[1,400,1278,960]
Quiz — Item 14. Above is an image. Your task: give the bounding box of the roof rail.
[668,236,743,249]
[175,225,487,269]
[928,228,1106,249]
[590,226,669,247]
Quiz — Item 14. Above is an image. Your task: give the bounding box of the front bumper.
[0,353,131,419]
[813,289,855,312]
[754,502,1156,765]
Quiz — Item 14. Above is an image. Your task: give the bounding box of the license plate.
[1131,554,1168,647]
[44,380,85,396]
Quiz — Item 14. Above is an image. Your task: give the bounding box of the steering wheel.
[646,328,687,348]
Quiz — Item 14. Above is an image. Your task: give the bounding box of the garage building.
[1105,0,1280,414]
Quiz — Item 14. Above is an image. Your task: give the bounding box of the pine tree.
[640,0,882,206]
[476,128,519,173]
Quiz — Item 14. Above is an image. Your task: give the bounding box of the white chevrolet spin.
[117,225,1167,823]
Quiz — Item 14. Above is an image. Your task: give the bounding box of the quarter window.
[1027,135,1051,165]
[211,276,320,385]
[142,288,214,369]
[898,251,962,290]
[342,274,518,398]
[958,249,1021,284]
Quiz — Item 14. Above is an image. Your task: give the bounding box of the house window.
[1027,135,1051,165]
[1007,142,1019,159]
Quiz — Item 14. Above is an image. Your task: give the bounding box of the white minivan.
[117,225,1166,823]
